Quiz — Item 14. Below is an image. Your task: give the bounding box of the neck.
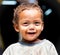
[21,39,41,44]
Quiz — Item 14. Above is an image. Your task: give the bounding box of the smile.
[27,32,36,36]
[28,32,36,34]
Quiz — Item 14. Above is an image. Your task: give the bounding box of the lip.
[27,31,36,33]
[28,32,36,34]
[27,32,36,36]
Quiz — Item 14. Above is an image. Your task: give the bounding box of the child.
[3,3,58,55]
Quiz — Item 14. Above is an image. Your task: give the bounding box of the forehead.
[19,9,42,19]
[23,9,40,16]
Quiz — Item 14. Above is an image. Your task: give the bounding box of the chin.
[26,38,38,42]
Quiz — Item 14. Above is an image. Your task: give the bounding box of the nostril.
[28,24,35,30]
[29,27,35,30]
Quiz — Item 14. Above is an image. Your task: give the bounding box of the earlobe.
[13,24,19,32]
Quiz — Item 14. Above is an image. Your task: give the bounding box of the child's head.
[13,3,44,42]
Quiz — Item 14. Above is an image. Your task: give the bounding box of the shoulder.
[37,39,56,49]
[3,42,21,55]
[43,39,54,45]
[7,42,24,50]
[7,42,20,48]
[3,42,21,52]
[43,39,58,55]
[36,39,58,55]
[39,39,57,50]
[39,39,54,46]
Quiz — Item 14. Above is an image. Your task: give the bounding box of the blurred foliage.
[57,0,60,3]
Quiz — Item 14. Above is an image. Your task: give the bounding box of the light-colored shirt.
[3,39,58,55]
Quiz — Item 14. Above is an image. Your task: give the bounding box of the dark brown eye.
[35,22,40,26]
[23,22,29,26]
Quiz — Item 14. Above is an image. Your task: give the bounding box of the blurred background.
[0,0,60,55]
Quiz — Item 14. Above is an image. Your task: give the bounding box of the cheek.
[36,25,43,32]
[19,26,27,34]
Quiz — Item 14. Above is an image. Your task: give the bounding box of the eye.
[23,22,29,26]
[34,22,41,26]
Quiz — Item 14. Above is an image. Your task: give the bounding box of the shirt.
[2,39,58,55]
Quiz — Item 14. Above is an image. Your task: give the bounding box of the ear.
[13,23,19,32]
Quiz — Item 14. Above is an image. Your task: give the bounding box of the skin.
[14,8,44,43]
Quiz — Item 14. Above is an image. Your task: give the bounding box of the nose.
[28,24,35,30]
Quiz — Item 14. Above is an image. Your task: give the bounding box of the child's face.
[14,9,44,42]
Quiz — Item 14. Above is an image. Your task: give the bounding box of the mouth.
[27,32,36,35]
